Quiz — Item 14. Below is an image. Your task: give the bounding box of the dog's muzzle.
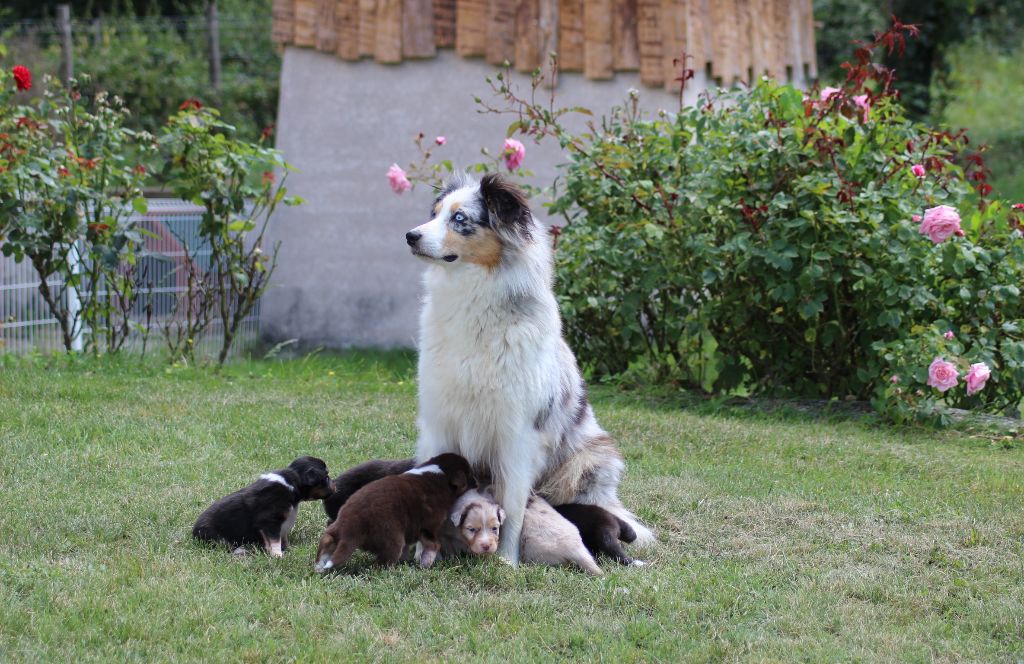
[405,231,421,247]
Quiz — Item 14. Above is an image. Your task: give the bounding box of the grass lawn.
[1,352,1022,662]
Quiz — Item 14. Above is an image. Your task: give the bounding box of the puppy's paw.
[314,555,334,574]
[629,559,647,567]
[231,546,249,557]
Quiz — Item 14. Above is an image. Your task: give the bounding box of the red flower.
[88,222,110,234]
[134,165,147,175]
[261,170,275,185]
[179,98,203,111]
[77,157,98,170]
[261,124,275,142]
[12,65,31,91]
[15,116,38,131]
[1013,203,1024,210]
[57,166,70,177]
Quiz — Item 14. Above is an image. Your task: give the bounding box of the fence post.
[207,2,222,96]
[57,4,83,352]
[57,4,73,86]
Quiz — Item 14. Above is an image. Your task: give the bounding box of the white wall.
[262,47,704,348]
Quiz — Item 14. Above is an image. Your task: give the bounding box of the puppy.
[322,458,415,522]
[443,488,505,556]
[554,503,643,566]
[314,453,474,572]
[443,490,602,576]
[193,456,333,557]
[520,496,603,576]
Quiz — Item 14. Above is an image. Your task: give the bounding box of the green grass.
[1,352,1022,662]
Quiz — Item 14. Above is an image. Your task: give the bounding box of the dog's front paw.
[314,554,334,574]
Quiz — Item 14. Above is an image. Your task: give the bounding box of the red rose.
[134,165,146,175]
[178,98,203,111]
[261,170,275,185]
[261,124,275,142]
[57,166,70,177]
[12,65,31,91]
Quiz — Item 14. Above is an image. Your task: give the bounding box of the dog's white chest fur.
[417,262,559,462]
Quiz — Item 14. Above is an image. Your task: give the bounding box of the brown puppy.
[554,503,643,566]
[314,453,474,572]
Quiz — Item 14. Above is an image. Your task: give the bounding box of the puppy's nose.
[480,543,491,552]
[405,231,421,246]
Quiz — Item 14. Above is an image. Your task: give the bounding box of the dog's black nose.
[405,231,421,246]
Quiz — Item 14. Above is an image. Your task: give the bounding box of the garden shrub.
[399,21,1024,423]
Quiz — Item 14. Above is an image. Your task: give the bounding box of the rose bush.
[395,21,1024,423]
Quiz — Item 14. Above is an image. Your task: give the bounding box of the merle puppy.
[553,503,642,566]
[314,453,474,572]
[193,456,334,557]
[322,458,415,522]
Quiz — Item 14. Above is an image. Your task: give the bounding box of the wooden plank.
[538,0,559,77]
[636,0,662,86]
[746,0,767,77]
[612,0,639,71]
[801,0,817,79]
[375,0,402,63]
[785,0,803,77]
[660,0,685,91]
[403,0,436,58]
[515,0,540,72]
[359,0,377,56]
[456,0,488,56]
[335,0,360,59]
[558,0,584,71]
[434,0,457,47]
[486,0,516,65]
[584,0,613,80]
[294,0,318,46]
[687,0,707,76]
[271,0,295,44]
[774,0,791,80]
[734,0,753,83]
[708,0,736,83]
[316,0,338,52]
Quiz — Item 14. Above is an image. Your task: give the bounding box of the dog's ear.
[479,173,532,239]
[496,506,506,525]
[452,502,479,527]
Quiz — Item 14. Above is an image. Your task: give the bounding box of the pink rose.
[503,139,525,171]
[819,86,841,102]
[927,357,959,392]
[435,136,446,146]
[919,205,961,244]
[911,164,925,178]
[943,330,954,340]
[386,163,411,194]
[912,214,921,222]
[852,94,870,121]
[890,375,900,384]
[965,362,991,396]
[1013,203,1024,210]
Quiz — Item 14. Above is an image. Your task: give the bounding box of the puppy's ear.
[479,173,532,239]
[448,469,469,494]
[452,502,478,527]
[497,506,506,525]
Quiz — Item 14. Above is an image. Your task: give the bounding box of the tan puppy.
[445,489,505,555]
[443,489,602,576]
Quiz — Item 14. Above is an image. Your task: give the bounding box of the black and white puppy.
[322,458,416,522]
[193,456,334,557]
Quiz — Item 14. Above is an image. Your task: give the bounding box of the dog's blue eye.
[454,212,465,223]
[491,528,498,533]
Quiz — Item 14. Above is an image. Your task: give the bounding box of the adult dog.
[405,172,653,563]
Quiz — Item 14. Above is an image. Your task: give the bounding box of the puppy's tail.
[615,516,637,544]
[603,504,655,548]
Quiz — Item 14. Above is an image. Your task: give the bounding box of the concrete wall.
[262,47,728,349]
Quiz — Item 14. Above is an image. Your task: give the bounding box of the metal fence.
[0,198,260,357]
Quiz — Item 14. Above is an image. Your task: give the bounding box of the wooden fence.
[271,0,816,90]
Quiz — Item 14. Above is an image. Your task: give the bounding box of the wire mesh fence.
[0,198,260,357]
